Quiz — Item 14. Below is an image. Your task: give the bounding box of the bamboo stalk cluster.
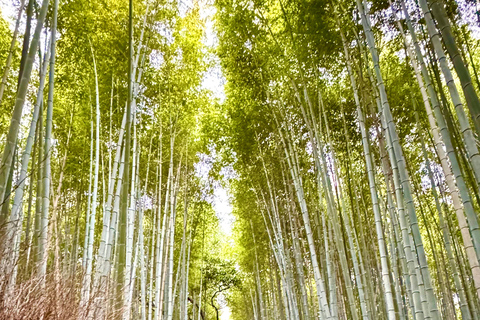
[217,0,480,319]
[0,0,222,319]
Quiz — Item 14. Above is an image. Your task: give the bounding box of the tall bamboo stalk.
[38,0,58,280]
[0,0,51,211]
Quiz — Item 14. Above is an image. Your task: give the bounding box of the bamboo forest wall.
[3,0,480,319]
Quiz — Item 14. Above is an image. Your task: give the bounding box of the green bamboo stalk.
[401,0,480,300]
[337,17,396,319]
[0,0,50,208]
[0,0,26,107]
[83,43,101,304]
[418,0,480,200]
[418,117,471,319]
[357,1,440,317]
[38,0,58,279]
[117,0,134,309]
[7,40,51,287]
[33,101,44,268]
[427,0,480,136]
[82,100,94,270]
[273,101,332,319]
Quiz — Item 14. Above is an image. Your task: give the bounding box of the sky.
[193,3,233,319]
[1,0,24,35]
[194,151,235,320]
[199,0,227,103]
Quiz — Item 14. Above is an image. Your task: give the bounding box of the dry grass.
[0,272,80,320]
[0,224,124,319]
[0,267,122,319]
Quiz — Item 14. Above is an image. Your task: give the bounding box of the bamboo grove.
[214,0,480,318]
[0,0,233,318]
[3,0,480,319]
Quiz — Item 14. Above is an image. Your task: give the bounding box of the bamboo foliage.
[4,0,480,319]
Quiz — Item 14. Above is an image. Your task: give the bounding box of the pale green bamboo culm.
[117,0,134,309]
[401,0,480,302]
[82,42,101,306]
[0,0,26,107]
[337,16,396,319]
[427,0,480,137]
[357,0,440,318]
[6,38,51,289]
[38,0,58,280]
[0,0,51,211]
[417,0,480,205]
